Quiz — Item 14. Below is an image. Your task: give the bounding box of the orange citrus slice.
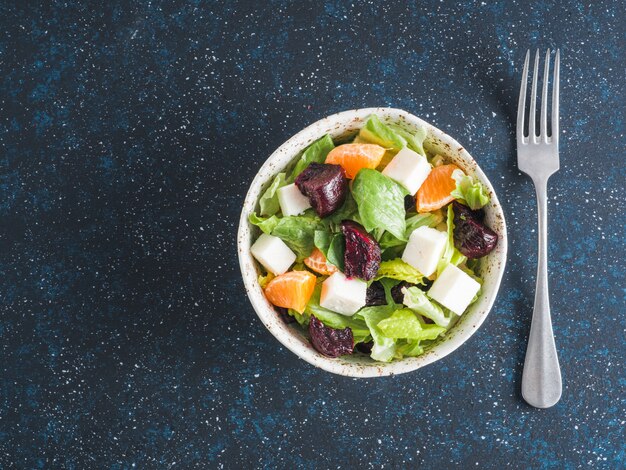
[264,270,317,314]
[416,164,459,213]
[303,248,338,276]
[325,143,386,179]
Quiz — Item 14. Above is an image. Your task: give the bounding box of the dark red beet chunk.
[295,163,348,217]
[453,200,489,222]
[341,220,381,281]
[366,281,386,306]
[309,316,354,358]
[452,201,498,259]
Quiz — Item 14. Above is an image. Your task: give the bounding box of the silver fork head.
[517,49,560,178]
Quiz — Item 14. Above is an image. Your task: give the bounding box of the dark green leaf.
[289,135,335,182]
[249,212,280,234]
[271,213,324,261]
[259,173,286,216]
[351,169,407,240]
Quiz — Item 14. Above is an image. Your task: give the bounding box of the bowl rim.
[237,107,507,377]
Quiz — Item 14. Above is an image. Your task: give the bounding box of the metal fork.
[517,49,562,408]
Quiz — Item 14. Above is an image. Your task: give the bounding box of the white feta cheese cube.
[277,183,311,216]
[428,264,481,315]
[401,226,448,277]
[320,272,367,316]
[250,233,296,275]
[382,147,432,195]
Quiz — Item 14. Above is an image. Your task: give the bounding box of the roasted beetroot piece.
[453,200,485,221]
[295,163,348,217]
[355,341,374,354]
[309,316,354,358]
[341,220,381,281]
[366,281,386,306]
[452,201,498,259]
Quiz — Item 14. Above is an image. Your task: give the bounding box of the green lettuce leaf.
[450,169,490,210]
[374,258,424,285]
[289,135,335,182]
[259,173,287,216]
[379,277,401,305]
[437,204,467,275]
[377,308,446,340]
[325,191,360,226]
[357,115,406,150]
[258,272,275,288]
[406,210,445,235]
[249,212,280,234]
[397,340,424,357]
[355,287,445,361]
[380,245,405,262]
[327,234,345,270]
[378,230,404,251]
[351,169,407,240]
[313,230,332,253]
[355,304,397,362]
[376,309,422,339]
[415,322,446,340]
[357,115,428,156]
[313,230,345,270]
[271,214,324,261]
[402,286,453,328]
[287,308,309,326]
[379,212,445,250]
[387,123,427,156]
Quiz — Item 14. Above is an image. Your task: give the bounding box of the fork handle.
[521,180,562,408]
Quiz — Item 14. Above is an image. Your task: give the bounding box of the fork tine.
[540,49,551,140]
[552,49,560,141]
[517,50,530,140]
[529,50,540,140]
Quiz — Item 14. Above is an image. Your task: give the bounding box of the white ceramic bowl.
[238,108,507,377]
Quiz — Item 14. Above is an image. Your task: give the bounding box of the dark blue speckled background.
[1,1,624,468]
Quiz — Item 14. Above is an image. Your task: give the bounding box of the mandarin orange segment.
[325,143,386,179]
[416,164,460,213]
[303,248,338,276]
[264,270,317,314]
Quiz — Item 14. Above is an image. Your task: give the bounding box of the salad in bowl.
[238,108,506,376]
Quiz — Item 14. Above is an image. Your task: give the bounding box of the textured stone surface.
[1,1,624,468]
